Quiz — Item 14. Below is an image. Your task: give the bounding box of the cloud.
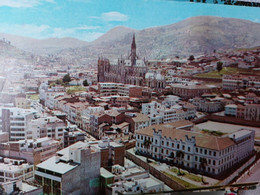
[0,23,102,41]
[101,12,129,22]
[0,0,55,8]
[90,12,129,22]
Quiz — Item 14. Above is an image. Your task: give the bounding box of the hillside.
[1,16,260,63]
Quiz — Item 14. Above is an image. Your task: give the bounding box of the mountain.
[0,33,89,54]
[1,16,260,63]
[93,26,137,45]
[56,16,260,62]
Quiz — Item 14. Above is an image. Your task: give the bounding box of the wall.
[125,150,186,191]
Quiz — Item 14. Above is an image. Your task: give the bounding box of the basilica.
[97,34,166,89]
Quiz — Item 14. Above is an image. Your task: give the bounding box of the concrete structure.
[222,74,260,90]
[142,101,196,125]
[0,137,62,164]
[135,122,255,176]
[171,83,216,99]
[0,107,37,141]
[0,157,34,184]
[35,142,101,195]
[107,164,164,195]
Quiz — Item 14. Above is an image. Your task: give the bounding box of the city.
[0,1,260,195]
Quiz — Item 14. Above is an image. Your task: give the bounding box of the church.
[97,34,165,89]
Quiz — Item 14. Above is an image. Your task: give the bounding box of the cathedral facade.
[97,35,165,89]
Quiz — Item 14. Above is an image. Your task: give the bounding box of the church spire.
[130,33,137,66]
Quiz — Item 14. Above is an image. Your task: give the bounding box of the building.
[35,142,101,195]
[89,137,125,169]
[0,137,62,164]
[0,157,34,184]
[225,104,260,121]
[98,35,148,87]
[222,74,260,90]
[106,164,164,195]
[135,122,255,176]
[171,83,216,99]
[0,107,37,141]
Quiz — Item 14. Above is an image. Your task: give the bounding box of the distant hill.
[56,16,260,61]
[0,33,89,54]
[1,16,260,63]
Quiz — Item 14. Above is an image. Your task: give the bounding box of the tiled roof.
[136,122,234,151]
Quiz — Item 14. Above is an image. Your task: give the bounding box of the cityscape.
[0,1,260,195]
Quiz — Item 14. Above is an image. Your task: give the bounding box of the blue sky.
[0,0,259,41]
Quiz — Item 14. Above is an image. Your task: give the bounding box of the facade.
[222,74,260,90]
[0,107,37,141]
[0,157,34,184]
[171,83,216,99]
[89,137,125,168]
[35,142,101,195]
[135,123,255,176]
[98,83,143,98]
[98,35,148,87]
[192,97,224,113]
[142,101,196,125]
[0,137,62,164]
[225,104,260,121]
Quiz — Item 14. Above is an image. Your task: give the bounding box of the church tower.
[130,34,137,66]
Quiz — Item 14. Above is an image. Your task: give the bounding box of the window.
[187,155,190,160]
[182,145,185,150]
[209,151,212,156]
[204,150,207,155]
[155,148,157,152]
[196,148,198,152]
[200,149,203,153]
[214,151,216,156]
[195,156,198,161]
[155,139,157,144]
[188,147,190,152]
[161,148,164,153]
[172,143,174,147]
[167,142,169,146]
[162,141,164,145]
[213,160,216,165]
[177,144,180,149]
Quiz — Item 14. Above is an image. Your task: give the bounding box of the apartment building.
[0,158,34,184]
[225,104,260,121]
[0,137,62,164]
[135,122,255,176]
[0,107,37,141]
[35,142,101,195]
[142,101,196,125]
[98,83,143,98]
[222,75,260,90]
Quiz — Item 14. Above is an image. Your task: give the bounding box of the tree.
[199,157,208,183]
[83,79,89,86]
[217,61,223,72]
[143,138,152,162]
[62,73,71,84]
[188,55,195,61]
[176,151,185,175]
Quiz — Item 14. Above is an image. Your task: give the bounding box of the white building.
[135,122,255,176]
[0,107,37,141]
[0,157,34,184]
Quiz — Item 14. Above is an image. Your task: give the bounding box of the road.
[236,159,260,183]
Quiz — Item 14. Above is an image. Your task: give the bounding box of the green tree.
[188,55,195,61]
[62,73,71,84]
[217,61,223,72]
[176,151,185,175]
[143,138,152,163]
[199,157,208,183]
[83,79,89,86]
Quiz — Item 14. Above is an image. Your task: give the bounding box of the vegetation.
[83,79,89,86]
[201,129,225,136]
[163,171,199,189]
[66,86,85,94]
[216,61,223,72]
[27,94,39,100]
[188,55,195,61]
[199,158,208,184]
[62,73,71,84]
[176,151,185,175]
[195,67,238,79]
[170,168,202,182]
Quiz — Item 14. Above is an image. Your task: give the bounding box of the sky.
[0,0,259,41]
